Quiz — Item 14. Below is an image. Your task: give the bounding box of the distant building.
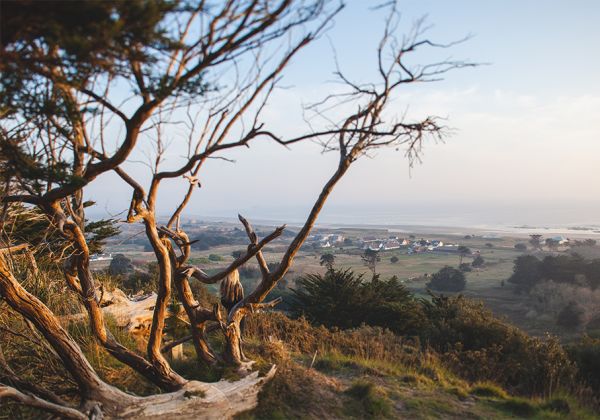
[90,253,112,261]
[382,239,400,250]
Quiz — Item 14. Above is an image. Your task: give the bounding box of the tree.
[319,253,335,270]
[457,245,471,265]
[361,248,381,275]
[485,243,493,248]
[0,1,469,417]
[472,255,485,268]
[427,266,466,292]
[390,256,399,264]
[508,255,542,292]
[529,234,543,251]
[109,254,134,276]
[514,243,528,251]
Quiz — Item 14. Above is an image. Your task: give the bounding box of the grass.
[344,380,393,418]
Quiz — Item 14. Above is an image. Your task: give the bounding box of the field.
[103,223,595,342]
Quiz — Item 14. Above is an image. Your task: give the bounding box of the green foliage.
[557,301,585,328]
[290,268,424,335]
[319,253,335,269]
[514,243,527,251]
[361,248,380,274]
[458,245,471,255]
[0,0,182,112]
[420,294,576,396]
[1,202,118,261]
[390,256,399,264]
[567,336,600,394]
[345,380,392,418]
[108,253,134,276]
[493,397,539,417]
[472,255,485,267]
[208,253,223,262]
[458,262,472,272]
[231,250,244,259]
[508,253,600,292]
[470,382,508,399]
[120,262,158,294]
[529,234,543,250]
[427,266,466,292]
[239,265,260,279]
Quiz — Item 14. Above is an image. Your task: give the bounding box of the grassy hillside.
[238,313,596,419]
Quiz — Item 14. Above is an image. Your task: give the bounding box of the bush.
[122,271,154,294]
[459,263,472,272]
[508,253,600,292]
[427,266,466,292]
[289,269,424,335]
[108,254,134,276]
[557,301,586,328]
[390,256,399,264]
[345,380,392,417]
[472,255,485,267]
[514,243,527,251]
[239,265,260,279]
[208,253,223,262]
[420,294,576,396]
[567,336,600,394]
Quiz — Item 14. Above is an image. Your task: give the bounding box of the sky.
[87,1,600,228]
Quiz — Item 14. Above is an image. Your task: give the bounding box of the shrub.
[557,301,586,329]
[420,294,576,396]
[108,254,134,276]
[208,253,223,262]
[390,256,399,264]
[514,243,527,251]
[472,255,485,267]
[470,382,508,399]
[567,336,600,394]
[122,271,154,294]
[427,266,466,292]
[345,380,392,417]
[239,265,260,279]
[290,268,425,335]
[459,263,472,272]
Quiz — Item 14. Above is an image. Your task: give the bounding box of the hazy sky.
[88,1,600,227]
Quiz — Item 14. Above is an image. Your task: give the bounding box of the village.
[307,232,472,255]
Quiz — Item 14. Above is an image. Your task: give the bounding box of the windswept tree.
[0,1,471,417]
[319,253,335,270]
[361,248,381,276]
[457,245,471,265]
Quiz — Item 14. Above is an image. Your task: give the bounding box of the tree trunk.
[63,218,185,391]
